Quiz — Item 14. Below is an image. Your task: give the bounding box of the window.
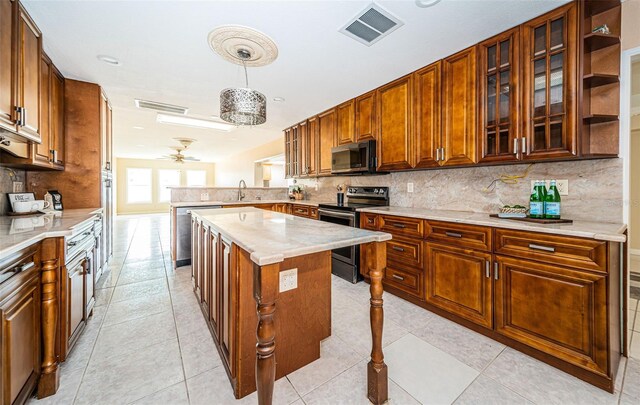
[126,168,152,203]
[158,169,180,202]
[186,170,207,187]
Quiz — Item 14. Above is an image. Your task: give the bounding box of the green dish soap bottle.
[544,180,561,219]
[529,180,545,219]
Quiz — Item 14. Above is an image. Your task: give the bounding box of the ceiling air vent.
[134,99,189,115]
[340,3,404,46]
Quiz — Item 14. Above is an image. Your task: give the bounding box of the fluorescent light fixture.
[156,113,235,131]
[97,55,121,65]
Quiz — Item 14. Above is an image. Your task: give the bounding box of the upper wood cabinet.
[284,128,291,178]
[377,75,413,171]
[318,108,336,176]
[15,4,41,142]
[355,91,376,142]
[442,46,477,166]
[0,0,42,143]
[0,0,16,132]
[290,124,300,177]
[336,99,355,145]
[522,1,577,160]
[478,28,521,163]
[306,116,319,176]
[34,54,50,165]
[298,120,308,177]
[413,61,441,169]
[50,65,64,167]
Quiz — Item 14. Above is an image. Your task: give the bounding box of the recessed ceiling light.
[273,97,285,102]
[132,126,144,130]
[97,55,121,66]
[415,0,441,8]
[156,113,235,131]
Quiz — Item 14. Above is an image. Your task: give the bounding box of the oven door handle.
[318,209,356,220]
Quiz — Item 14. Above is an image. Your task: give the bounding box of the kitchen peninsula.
[189,207,392,404]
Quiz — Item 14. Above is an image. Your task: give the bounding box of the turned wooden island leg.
[38,238,60,398]
[253,262,281,405]
[365,241,388,404]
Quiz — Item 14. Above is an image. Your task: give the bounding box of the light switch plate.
[407,182,414,193]
[200,192,210,201]
[12,181,23,193]
[279,268,298,293]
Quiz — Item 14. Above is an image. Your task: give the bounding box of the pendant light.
[219,49,267,126]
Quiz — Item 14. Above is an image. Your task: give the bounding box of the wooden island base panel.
[189,208,392,405]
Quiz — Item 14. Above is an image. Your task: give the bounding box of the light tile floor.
[27,214,640,404]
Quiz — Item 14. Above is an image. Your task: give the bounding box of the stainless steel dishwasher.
[176,206,221,267]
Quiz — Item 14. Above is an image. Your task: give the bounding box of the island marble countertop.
[0,208,102,260]
[170,200,327,208]
[191,207,391,266]
[357,206,627,243]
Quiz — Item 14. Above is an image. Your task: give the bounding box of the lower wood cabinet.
[208,229,220,341]
[0,265,40,405]
[494,255,609,376]
[220,237,234,376]
[62,253,86,357]
[201,225,211,320]
[425,242,493,329]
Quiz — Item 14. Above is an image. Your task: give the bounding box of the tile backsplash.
[295,158,623,223]
[0,168,25,215]
[171,187,289,203]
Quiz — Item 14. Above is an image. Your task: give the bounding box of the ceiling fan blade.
[183,157,200,161]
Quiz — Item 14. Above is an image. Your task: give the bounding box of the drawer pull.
[529,243,555,253]
[391,274,405,281]
[392,223,406,229]
[445,231,463,238]
[391,246,405,252]
[67,241,77,247]
[367,218,375,223]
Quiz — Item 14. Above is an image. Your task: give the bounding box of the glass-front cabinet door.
[478,27,520,163]
[522,2,577,160]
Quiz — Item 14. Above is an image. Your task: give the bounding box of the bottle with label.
[529,180,545,219]
[544,180,561,219]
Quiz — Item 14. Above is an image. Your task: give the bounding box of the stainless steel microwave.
[331,140,378,175]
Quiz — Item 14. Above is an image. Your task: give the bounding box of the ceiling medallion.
[208,25,278,67]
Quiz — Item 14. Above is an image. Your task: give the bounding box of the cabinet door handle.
[445,231,462,238]
[14,106,23,126]
[521,138,526,154]
[106,162,111,171]
[436,148,440,161]
[440,147,445,161]
[528,243,555,253]
[494,266,499,280]
[485,261,490,278]
[392,223,406,229]
[391,274,405,281]
[513,138,519,155]
[391,246,405,252]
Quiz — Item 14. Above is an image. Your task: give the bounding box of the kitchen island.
[189,207,392,405]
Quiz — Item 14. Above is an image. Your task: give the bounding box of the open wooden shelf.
[585,0,620,16]
[584,33,620,53]
[583,73,619,89]
[583,114,618,124]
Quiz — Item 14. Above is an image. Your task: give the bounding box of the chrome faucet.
[238,179,247,201]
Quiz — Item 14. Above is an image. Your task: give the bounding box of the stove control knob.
[373,189,379,194]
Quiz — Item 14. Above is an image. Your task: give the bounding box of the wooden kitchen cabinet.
[317,108,336,176]
[201,225,210,319]
[478,27,521,163]
[208,229,220,341]
[284,127,291,178]
[15,3,41,142]
[522,1,577,160]
[413,61,441,168]
[291,124,300,177]
[220,237,234,376]
[425,242,493,329]
[355,91,377,142]
[494,255,608,376]
[305,116,319,177]
[50,65,64,167]
[442,46,477,166]
[191,217,200,294]
[376,75,413,171]
[34,54,50,165]
[62,253,87,357]
[336,99,355,145]
[0,257,40,405]
[0,0,15,132]
[298,120,309,177]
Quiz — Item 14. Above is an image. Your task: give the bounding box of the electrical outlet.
[279,268,298,293]
[12,181,23,193]
[200,192,209,201]
[530,179,569,196]
[556,179,569,196]
[407,182,414,193]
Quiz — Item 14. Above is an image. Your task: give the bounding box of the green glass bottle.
[529,180,544,219]
[544,180,561,219]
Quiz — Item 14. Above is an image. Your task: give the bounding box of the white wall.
[215,139,283,187]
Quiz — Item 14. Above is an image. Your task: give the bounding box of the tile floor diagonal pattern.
[26,213,640,405]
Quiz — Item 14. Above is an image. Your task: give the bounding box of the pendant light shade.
[220,87,266,126]
[219,48,267,126]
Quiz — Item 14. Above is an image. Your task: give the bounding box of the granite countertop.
[170,200,326,208]
[0,208,103,260]
[191,207,391,266]
[357,206,627,243]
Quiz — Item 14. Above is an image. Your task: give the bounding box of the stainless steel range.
[318,186,389,283]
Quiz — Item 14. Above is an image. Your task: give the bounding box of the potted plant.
[292,185,305,200]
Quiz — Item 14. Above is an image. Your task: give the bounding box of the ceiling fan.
[158,138,200,164]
